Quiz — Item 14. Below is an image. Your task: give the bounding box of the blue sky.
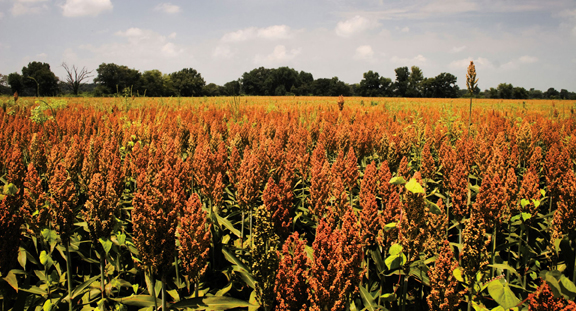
[1,0,575,91]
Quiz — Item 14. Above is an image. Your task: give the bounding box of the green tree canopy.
[94,63,141,95]
[170,68,205,97]
[22,62,60,96]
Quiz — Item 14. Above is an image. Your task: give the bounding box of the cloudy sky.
[1,0,575,91]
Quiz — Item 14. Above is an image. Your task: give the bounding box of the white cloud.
[390,54,427,65]
[449,57,494,70]
[335,15,378,37]
[79,27,188,69]
[213,45,234,59]
[168,32,177,39]
[221,25,293,42]
[354,45,374,60]
[399,26,410,33]
[254,45,301,64]
[36,52,48,61]
[420,0,478,14]
[11,1,48,16]
[450,46,466,53]
[518,55,538,64]
[154,3,180,14]
[61,0,112,17]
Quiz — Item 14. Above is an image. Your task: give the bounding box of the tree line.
[1,61,575,99]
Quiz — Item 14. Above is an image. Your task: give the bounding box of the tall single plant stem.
[66,243,73,311]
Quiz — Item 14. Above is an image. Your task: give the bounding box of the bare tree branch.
[62,62,93,95]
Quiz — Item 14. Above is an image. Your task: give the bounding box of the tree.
[358,71,393,97]
[223,80,241,96]
[0,74,10,95]
[484,87,498,98]
[170,68,205,97]
[242,67,272,95]
[512,87,529,99]
[94,63,141,95]
[560,89,569,100]
[203,83,222,96]
[529,88,543,99]
[62,63,93,95]
[140,70,169,97]
[407,66,424,97]
[544,87,559,99]
[428,73,459,98]
[22,62,60,96]
[296,70,314,95]
[394,66,410,97]
[7,73,23,94]
[497,83,514,99]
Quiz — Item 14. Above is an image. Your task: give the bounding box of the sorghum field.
[1,96,576,311]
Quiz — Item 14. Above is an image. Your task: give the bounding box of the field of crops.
[1,96,576,311]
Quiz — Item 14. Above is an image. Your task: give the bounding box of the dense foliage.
[0,96,576,310]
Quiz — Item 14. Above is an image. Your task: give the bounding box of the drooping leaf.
[171,296,258,310]
[99,238,113,255]
[359,284,377,311]
[405,178,425,194]
[71,274,100,299]
[389,176,406,185]
[383,222,397,232]
[18,247,26,270]
[111,295,158,307]
[487,279,521,310]
[453,267,464,282]
[3,270,18,292]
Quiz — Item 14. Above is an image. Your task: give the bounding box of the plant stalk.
[66,243,73,311]
[100,255,105,300]
[162,276,166,311]
[401,274,408,311]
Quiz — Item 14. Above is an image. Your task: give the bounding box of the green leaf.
[385,252,406,270]
[132,284,139,294]
[380,293,396,302]
[520,199,530,208]
[540,189,546,197]
[99,238,113,255]
[559,275,576,299]
[389,244,403,256]
[117,232,126,245]
[405,178,425,194]
[532,199,541,209]
[487,279,521,310]
[3,270,18,292]
[488,264,520,278]
[215,282,233,296]
[453,268,464,282]
[359,285,377,311]
[216,214,241,238]
[171,296,258,310]
[370,249,386,273]
[71,275,100,299]
[383,222,397,232]
[222,247,255,289]
[521,213,532,221]
[3,183,19,196]
[389,176,406,185]
[111,295,158,307]
[43,299,52,311]
[39,251,53,269]
[18,247,26,270]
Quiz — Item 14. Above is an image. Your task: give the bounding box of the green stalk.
[491,226,497,279]
[401,274,408,311]
[66,243,73,311]
[241,211,245,247]
[100,255,105,300]
[467,282,474,311]
[150,272,157,310]
[161,276,166,311]
[174,252,180,288]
